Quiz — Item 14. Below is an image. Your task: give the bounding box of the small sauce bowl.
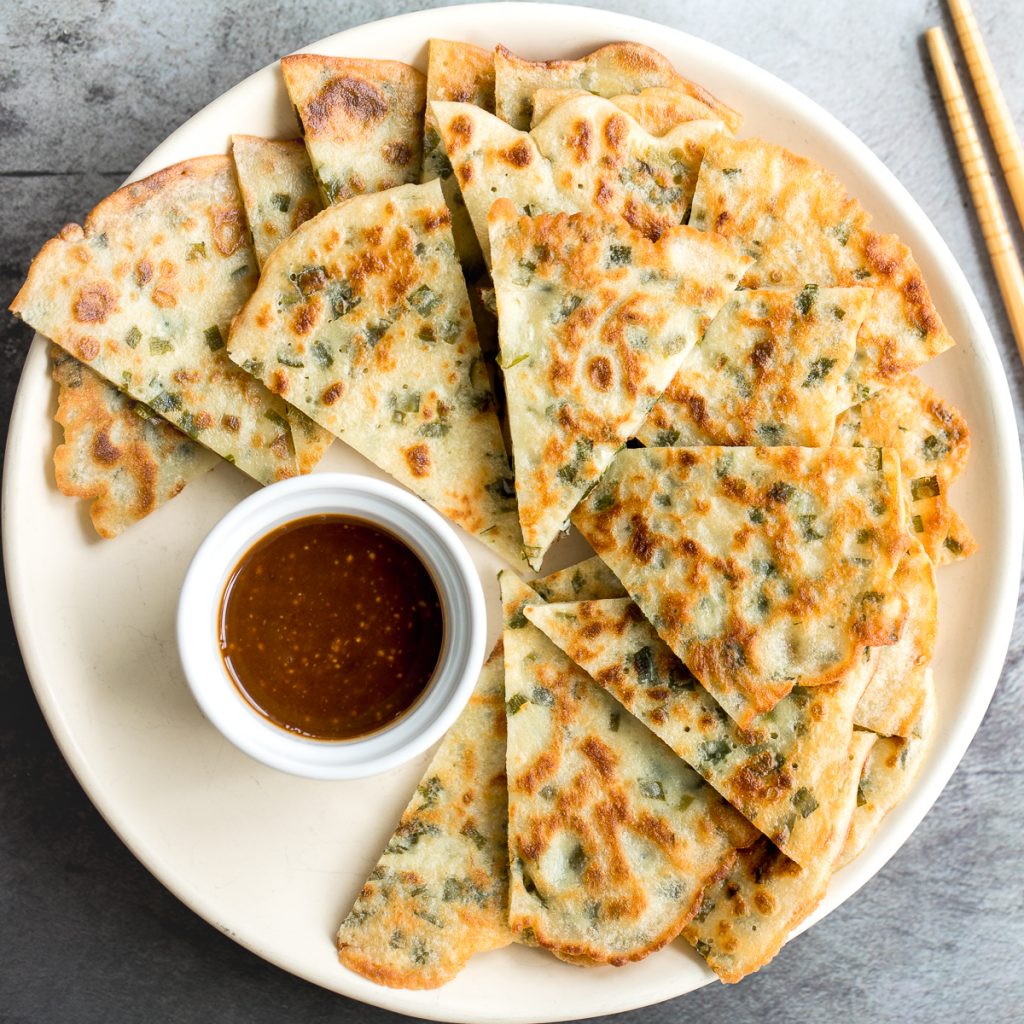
[177,473,486,779]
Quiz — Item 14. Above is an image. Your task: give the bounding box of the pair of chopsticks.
[927,0,1024,362]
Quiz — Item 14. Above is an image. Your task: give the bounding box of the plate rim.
[5,3,1023,1021]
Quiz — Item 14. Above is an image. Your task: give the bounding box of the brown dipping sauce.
[219,514,444,741]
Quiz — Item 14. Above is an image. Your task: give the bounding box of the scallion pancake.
[433,95,726,265]
[494,42,740,131]
[689,134,955,408]
[524,596,877,867]
[683,731,876,982]
[10,156,305,484]
[281,54,426,205]
[227,179,525,567]
[573,446,908,727]
[637,286,872,447]
[50,347,217,537]
[489,201,747,568]
[501,572,758,965]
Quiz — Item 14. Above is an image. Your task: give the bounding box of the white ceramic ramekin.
[177,473,485,779]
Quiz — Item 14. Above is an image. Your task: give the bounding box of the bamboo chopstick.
[926,26,1024,363]
[948,0,1024,230]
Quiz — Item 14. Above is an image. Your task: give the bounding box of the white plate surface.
[4,4,1022,1022]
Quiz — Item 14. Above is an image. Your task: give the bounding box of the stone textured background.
[2,1,1023,1022]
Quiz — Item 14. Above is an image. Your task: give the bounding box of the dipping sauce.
[218,514,444,741]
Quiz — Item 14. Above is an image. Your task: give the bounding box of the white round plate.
[5,4,1022,1022]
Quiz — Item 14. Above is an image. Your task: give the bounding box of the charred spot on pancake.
[405,443,431,477]
[73,282,115,324]
[305,75,388,134]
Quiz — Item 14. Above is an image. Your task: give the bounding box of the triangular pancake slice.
[231,135,323,267]
[834,373,975,564]
[838,683,935,869]
[336,554,641,988]
[336,642,513,988]
[573,446,908,727]
[683,731,876,983]
[227,180,525,567]
[530,86,740,136]
[637,286,873,447]
[689,134,955,408]
[494,42,740,131]
[281,55,426,205]
[50,347,217,537]
[489,203,747,568]
[501,572,758,966]
[421,39,495,269]
[524,596,877,867]
[531,556,627,603]
[231,135,333,472]
[433,96,726,264]
[10,156,306,484]
[854,537,936,736]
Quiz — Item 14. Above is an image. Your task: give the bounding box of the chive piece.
[461,824,486,850]
[767,481,794,503]
[394,391,421,415]
[911,514,925,533]
[910,475,941,500]
[802,356,837,387]
[639,778,666,801]
[592,491,616,512]
[407,284,440,317]
[832,223,851,246]
[149,337,173,355]
[506,694,528,715]
[607,244,632,267]
[792,787,819,818]
[271,192,291,213]
[749,507,766,524]
[722,167,742,176]
[700,738,731,765]
[552,294,583,324]
[231,263,251,279]
[796,283,819,315]
[186,241,207,261]
[501,352,528,369]
[651,429,680,447]
[922,433,949,460]
[311,340,333,369]
[853,268,871,280]
[204,325,225,351]
[149,390,182,414]
[325,279,360,319]
[241,358,264,377]
[277,347,304,368]
[757,422,784,444]
[507,607,528,630]
[631,646,656,686]
[125,325,142,349]
[866,447,883,471]
[178,411,201,438]
[609,710,620,732]
[531,686,554,708]
[364,321,390,347]
[568,845,587,873]
[120,371,132,390]
[264,409,288,429]
[418,420,451,438]
[944,535,964,555]
[799,514,825,541]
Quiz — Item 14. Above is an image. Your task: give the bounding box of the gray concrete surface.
[2,1,1023,1022]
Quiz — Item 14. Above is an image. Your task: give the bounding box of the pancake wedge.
[683,730,876,983]
[227,180,525,567]
[531,556,627,604]
[337,642,513,988]
[231,135,333,471]
[489,202,747,568]
[637,286,873,447]
[573,446,908,727]
[433,96,726,264]
[501,572,758,966]
[531,85,740,135]
[231,135,323,267]
[689,134,955,407]
[524,596,878,867]
[422,39,495,269]
[494,42,740,131]
[50,347,217,537]
[282,54,426,205]
[838,684,935,869]
[834,373,975,564]
[10,156,305,484]
[854,537,936,737]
